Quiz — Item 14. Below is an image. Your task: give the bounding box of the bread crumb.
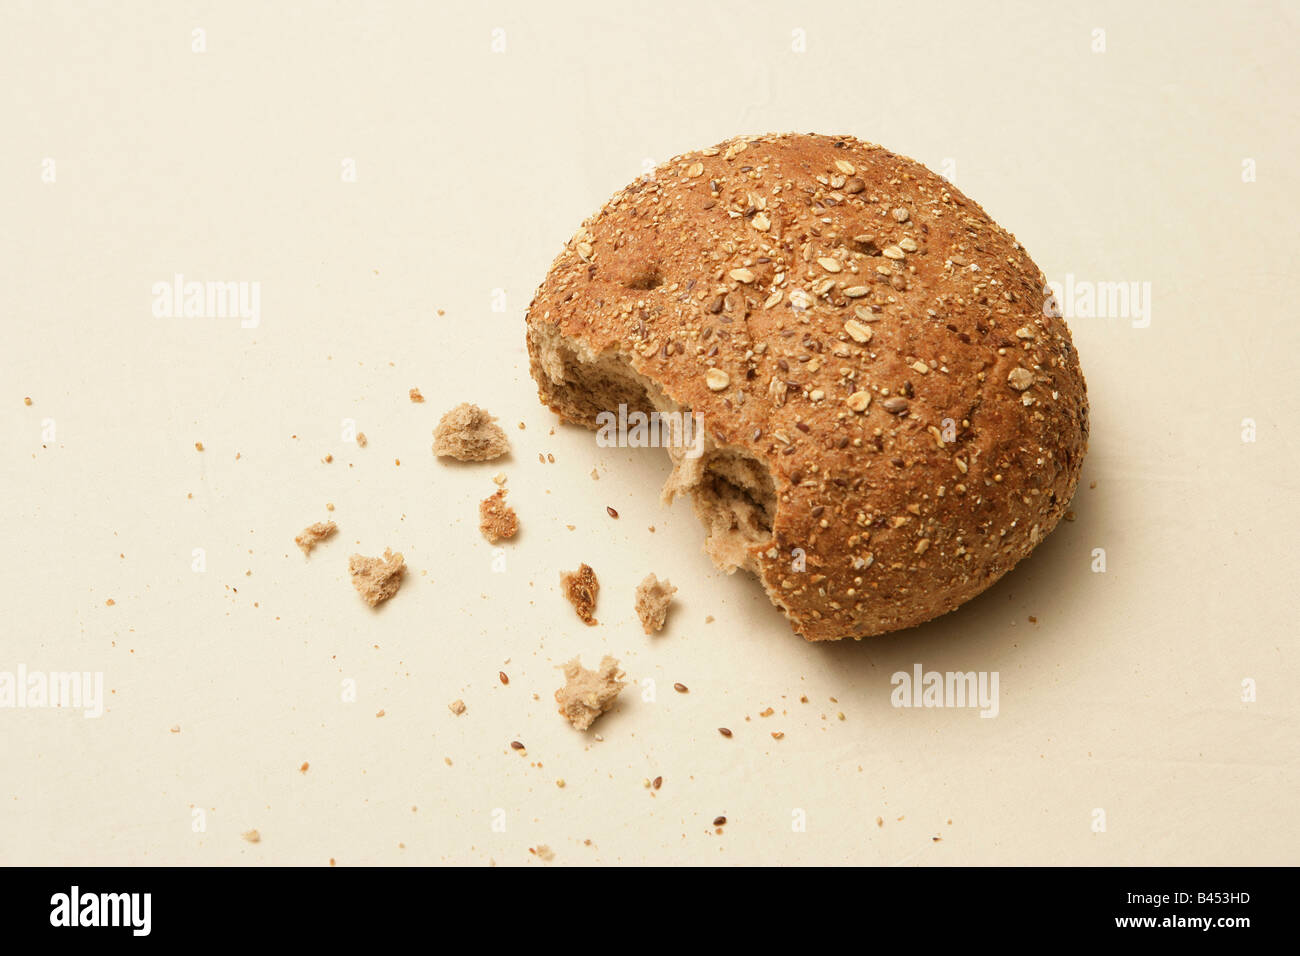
[295,520,338,556]
[432,402,510,461]
[24,397,32,406]
[348,548,406,606]
[555,655,625,731]
[478,489,519,543]
[492,472,507,486]
[194,442,204,451]
[448,699,466,716]
[560,563,599,625]
[169,724,180,733]
[590,468,599,480]
[408,387,424,403]
[299,762,309,773]
[533,845,555,861]
[356,432,368,448]
[634,574,676,634]
[242,830,260,843]
[105,598,116,607]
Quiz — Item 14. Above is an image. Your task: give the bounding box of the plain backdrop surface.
[1,0,1297,865]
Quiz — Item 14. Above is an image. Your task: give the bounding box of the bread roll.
[526,133,1088,640]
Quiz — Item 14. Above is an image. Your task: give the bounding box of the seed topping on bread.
[526,133,1088,640]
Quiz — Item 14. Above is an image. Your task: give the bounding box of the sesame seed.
[847,391,871,412]
[705,368,731,391]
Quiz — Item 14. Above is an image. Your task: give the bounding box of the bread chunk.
[478,489,519,543]
[555,656,625,730]
[524,133,1089,641]
[634,574,676,634]
[560,563,599,625]
[295,521,337,556]
[432,403,510,461]
[348,548,405,606]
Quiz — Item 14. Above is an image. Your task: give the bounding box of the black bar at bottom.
[0,865,1283,941]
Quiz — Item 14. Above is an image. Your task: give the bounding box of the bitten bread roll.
[525,133,1088,641]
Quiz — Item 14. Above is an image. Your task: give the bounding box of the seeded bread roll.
[525,133,1088,641]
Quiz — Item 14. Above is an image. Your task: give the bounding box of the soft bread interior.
[532,327,775,572]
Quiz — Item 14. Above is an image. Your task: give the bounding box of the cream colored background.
[1,1,1297,866]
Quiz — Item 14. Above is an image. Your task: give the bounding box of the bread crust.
[525,133,1088,641]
